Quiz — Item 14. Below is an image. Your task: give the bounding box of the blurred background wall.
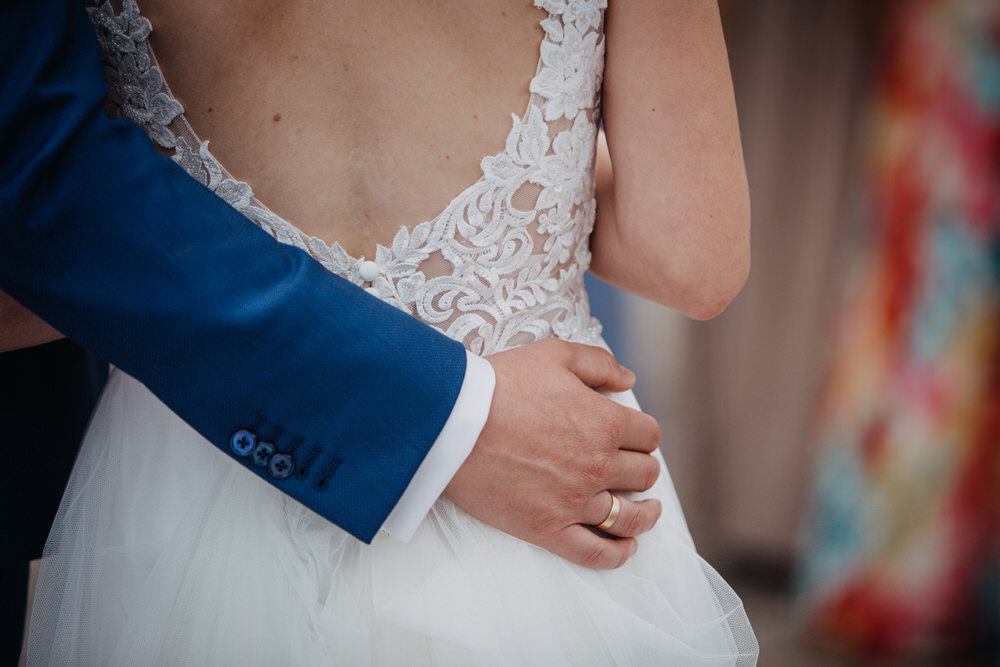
[599,0,879,565]
[589,0,1000,663]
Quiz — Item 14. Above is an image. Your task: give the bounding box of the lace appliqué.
[86,0,606,356]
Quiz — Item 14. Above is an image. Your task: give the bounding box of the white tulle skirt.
[25,366,758,666]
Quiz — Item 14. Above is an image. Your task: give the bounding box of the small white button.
[358,260,380,282]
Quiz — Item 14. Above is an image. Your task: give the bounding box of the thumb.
[566,343,635,392]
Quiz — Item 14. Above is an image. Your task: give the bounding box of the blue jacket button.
[268,453,295,480]
[251,441,276,467]
[230,430,256,456]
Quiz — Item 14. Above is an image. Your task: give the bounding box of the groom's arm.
[0,0,488,542]
[0,0,664,567]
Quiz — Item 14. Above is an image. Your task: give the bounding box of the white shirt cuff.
[380,350,496,541]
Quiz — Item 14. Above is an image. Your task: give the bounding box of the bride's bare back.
[142,0,547,259]
[0,0,750,352]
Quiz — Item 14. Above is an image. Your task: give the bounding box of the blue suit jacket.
[0,0,467,543]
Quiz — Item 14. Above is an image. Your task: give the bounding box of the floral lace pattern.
[86,0,606,356]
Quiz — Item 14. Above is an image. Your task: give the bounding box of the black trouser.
[1,564,28,667]
[0,340,107,663]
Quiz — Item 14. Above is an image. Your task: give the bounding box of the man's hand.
[444,338,663,569]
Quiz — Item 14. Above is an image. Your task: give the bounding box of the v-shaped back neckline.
[136,0,556,267]
[88,0,608,356]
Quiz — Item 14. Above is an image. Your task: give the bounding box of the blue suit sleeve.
[0,0,468,542]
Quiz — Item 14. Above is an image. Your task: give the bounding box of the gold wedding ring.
[595,492,622,531]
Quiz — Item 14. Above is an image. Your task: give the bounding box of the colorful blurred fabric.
[797,0,1000,658]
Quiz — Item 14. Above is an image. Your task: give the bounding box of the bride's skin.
[596,1,748,319]
[3,0,746,568]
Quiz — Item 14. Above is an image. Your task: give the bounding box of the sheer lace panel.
[87,0,606,355]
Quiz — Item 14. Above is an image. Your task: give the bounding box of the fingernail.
[623,367,636,385]
[629,541,638,556]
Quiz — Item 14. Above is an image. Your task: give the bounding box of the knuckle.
[581,541,611,569]
[531,337,561,365]
[576,486,602,507]
[529,501,572,537]
[528,514,555,537]
[595,348,618,378]
[588,344,610,362]
[558,341,581,371]
[600,406,627,444]
[587,451,616,482]
[550,337,572,358]
[621,506,643,536]
[554,489,590,519]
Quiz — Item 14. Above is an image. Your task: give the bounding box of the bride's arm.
[592,0,749,320]
[0,289,63,353]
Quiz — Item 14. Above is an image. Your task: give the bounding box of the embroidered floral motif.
[536,0,607,28]
[532,17,605,121]
[534,114,598,217]
[563,0,606,31]
[86,0,606,355]
[88,2,181,147]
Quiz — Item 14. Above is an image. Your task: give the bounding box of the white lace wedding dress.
[26,1,758,664]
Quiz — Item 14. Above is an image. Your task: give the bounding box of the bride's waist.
[365,267,601,356]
